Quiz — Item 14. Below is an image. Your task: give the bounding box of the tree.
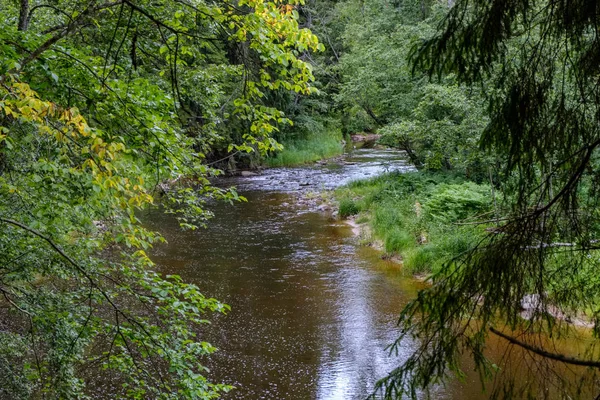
[315,0,490,176]
[375,0,600,398]
[335,0,433,131]
[0,0,321,398]
[378,83,489,177]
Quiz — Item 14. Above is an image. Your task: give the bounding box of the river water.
[146,148,593,399]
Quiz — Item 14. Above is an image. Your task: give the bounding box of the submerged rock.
[317,204,331,212]
[241,171,258,177]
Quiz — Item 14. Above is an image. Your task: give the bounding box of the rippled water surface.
[226,148,414,193]
[145,148,577,399]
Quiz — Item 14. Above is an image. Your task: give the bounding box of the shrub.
[423,182,492,223]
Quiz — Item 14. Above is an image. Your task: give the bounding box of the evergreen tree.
[376,0,600,398]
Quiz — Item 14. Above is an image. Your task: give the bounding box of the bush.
[423,182,492,223]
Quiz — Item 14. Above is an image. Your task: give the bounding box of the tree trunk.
[18,0,29,31]
[362,105,384,127]
[399,138,423,169]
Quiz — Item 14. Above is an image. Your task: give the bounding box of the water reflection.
[145,149,594,399]
[145,147,426,399]
[147,189,422,399]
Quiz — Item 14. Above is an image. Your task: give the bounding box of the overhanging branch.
[490,327,600,368]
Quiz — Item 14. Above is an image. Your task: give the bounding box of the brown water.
[148,195,427,399]
[146,149,598,399]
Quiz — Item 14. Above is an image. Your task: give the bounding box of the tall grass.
[335,172,493,275]
[264,131,344,167]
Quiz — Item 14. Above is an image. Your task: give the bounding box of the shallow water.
[146,148,594,399]
[226,147,413,193]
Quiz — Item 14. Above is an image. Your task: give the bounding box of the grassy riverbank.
[335,172,494,275]
[264,130,344,167]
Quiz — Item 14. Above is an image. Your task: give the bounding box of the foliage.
[0,0,322,398]
[374,0,600,397]
[378,83,490,178]
[336,172,491,275]
[334,0,435,130]
[424,181,492,221]
[311,0,492,179]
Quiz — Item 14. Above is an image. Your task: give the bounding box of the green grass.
[335,171,492,275]
[339,198,360,218]
[264,131,344,167]
[384,229,414,253]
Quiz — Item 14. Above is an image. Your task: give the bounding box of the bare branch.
[490,327,600,368]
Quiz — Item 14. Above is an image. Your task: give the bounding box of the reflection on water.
[145,148,594,399]
[147,190,422,399]
[145,149,426,399]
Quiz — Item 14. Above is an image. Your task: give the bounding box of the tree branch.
[490,327,600,368]
[40,1,123,35]
[0,217,172,362]
[20,1,124,70]
[0,218,84,273]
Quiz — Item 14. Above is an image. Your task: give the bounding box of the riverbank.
[329,171,600,328]
[332,171,493,276]
[261,130,389,168]
[263,131,345,167]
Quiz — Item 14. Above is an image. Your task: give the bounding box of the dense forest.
[2,0,600,399]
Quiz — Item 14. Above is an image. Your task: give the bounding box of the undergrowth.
[335,172,493,275]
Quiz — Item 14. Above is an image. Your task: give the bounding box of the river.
[145,148,593,399]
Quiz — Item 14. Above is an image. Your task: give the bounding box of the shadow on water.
[145,148,596,399]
